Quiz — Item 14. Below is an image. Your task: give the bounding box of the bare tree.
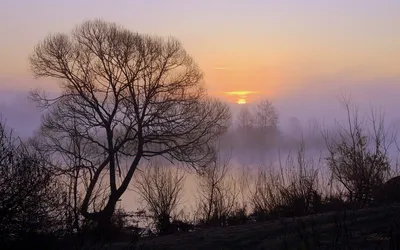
[254,98,278,130]
[29,19,230,230]
[133,162,185,235]
[236,105,254,130]
[322,94,394,208]
[253,98,280,149]
[31,115,109,234]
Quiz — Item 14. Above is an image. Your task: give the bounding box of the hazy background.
[2,0,400,136]
[1,0,400,212]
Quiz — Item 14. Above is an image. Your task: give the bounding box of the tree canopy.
[29,19,230,227]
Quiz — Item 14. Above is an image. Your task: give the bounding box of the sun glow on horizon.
[224,91,259,104]
[237,98,246,104]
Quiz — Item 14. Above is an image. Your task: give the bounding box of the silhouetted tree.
[236,105,254,130]
[254,98,278,130]
[29,19,230,230]
[254,98,280,149]
[32,114,109,235]
[323,95,393,208]
[134,163,185,235]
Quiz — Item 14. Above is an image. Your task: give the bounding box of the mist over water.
[1,76,400,213]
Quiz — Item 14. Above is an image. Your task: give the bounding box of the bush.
[373,176,400,205]
[226,207,248,226]
[0,122,64,248]
[323,96,392,208]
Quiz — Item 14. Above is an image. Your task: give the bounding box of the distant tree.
[133,163,186,235]
[29,19,230,231]
[234,99,280,154]
[254,99,278,130]
[236,105,254,130]
[322,95,393,208]
[254,98,280,149]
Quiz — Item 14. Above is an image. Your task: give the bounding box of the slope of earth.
[112,205,400,250]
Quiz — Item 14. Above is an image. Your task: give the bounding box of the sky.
[1,0,400,137]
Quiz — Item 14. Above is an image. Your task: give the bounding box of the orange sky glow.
[225,91,259,104]
[0,1,400,105]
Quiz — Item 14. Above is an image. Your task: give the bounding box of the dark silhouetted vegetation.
[0,121,64,249]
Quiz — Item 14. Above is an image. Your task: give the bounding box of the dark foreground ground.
[93,205,400,250]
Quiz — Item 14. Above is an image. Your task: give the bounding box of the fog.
[2,75,400,138]
[1,75,400,212]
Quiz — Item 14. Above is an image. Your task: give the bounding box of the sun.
[224,90,258,105]
[237,98,247,104]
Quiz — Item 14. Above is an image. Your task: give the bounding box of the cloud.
[212,67,231,70]
[211,67,249,71]
[225,91,259,96]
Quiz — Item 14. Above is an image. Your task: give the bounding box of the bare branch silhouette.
[29,19,230,229]
[0,120,64,247]
[195,150,240,227]
[322,94,393,208]
[133,162,186,235]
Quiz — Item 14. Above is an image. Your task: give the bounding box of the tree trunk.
[93,205,116,241]
[81,194,119,241]
[73,170,80,233]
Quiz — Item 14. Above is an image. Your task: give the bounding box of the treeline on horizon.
[1,19,400,249]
